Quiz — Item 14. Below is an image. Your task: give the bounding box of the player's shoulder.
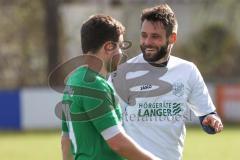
[169,56,196,68]
[113,54,144,77]
[170,56,193,65]
[126,53,145,64]
[116,53,145,70]
[169,56,201,78]
[66,67,110,92]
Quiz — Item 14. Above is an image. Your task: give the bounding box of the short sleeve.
[82,92,122,133]
[187,63,216,116]
[61,94,71,133]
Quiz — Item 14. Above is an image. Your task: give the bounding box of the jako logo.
[140,84,152,90]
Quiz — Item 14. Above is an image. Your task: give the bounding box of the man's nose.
[144,37,153,46]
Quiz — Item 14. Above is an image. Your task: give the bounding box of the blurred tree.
[43,0,60,75]
[178,23,240,82]
[110,0,122,6]
[0,0,63,89]
[0,0,47,89]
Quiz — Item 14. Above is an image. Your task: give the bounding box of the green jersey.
[62,66,124,160]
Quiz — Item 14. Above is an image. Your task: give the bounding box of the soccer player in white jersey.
[110,4,223,160]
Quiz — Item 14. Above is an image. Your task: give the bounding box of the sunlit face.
[140,20,170,62]
[107,35,124,72]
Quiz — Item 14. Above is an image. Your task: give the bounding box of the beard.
[140,42,169,63]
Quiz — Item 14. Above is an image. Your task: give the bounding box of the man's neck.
[148,54,170,67]
[154,55,170,64]
[95,54,108,78]
[85,53,108,78]
[99,66,108,78]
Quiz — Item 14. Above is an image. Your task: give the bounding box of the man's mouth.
[145,48,156,53]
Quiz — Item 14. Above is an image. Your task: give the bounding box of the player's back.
[62,66,124,160]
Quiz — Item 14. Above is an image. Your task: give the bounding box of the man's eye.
[152,35,160,39]
[141,34,147,38]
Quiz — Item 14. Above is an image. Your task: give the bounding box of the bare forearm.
[108,133,159,160]
[61,135,74,160]
[116,140,157,160]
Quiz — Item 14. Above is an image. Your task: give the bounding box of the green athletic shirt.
[62,66,124,160]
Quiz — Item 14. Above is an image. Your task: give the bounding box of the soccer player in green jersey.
[61,14,160,160]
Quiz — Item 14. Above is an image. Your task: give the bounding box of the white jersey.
[109,54,215,160]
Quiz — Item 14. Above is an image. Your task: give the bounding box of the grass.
[183,126,240,160]
[0,130,61,160]
[0,126,239,160]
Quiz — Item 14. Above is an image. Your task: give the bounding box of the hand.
[202,114,223,133]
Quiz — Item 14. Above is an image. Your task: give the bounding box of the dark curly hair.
[141,4,178,37]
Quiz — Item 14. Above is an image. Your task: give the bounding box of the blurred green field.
[183,126,240,160]
[0,126,239,160]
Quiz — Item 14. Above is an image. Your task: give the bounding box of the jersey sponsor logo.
[112,63,173,106]
[172,82,184,97]
[137,102,183,117]
[140,84,152,90]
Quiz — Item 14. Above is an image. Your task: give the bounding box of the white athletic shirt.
[109,54,215,160]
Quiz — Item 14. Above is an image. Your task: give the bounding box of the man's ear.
[103,41,116,53]
[168,33,177,44]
